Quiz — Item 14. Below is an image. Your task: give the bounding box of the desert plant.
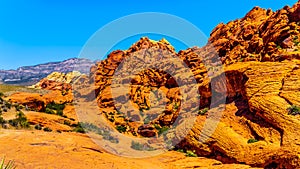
[8,111,29,129]
[63,120,71,126]
[43,127,52,132]
[157,126,169,136]
[131,141,155,151]
[116,125,127,133]
[198,108,209,115]
[73,126,85,133]
[0,117,6,125]
[34,124,42,130]
[46,102,65,111]
[185,150,198,157]
[56,110,64,116]
[45,108,55,114]
[287,105,300,115]
[0,157,16,169]
[247,138,258,143]
[173,102,179,110]
[293,36,300,46]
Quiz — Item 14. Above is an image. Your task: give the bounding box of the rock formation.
[72,1,300,168]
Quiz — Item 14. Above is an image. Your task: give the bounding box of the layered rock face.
[30,71,83,91]
[84,38,193,138]
[209,2,300,64]
[72,1,300,168]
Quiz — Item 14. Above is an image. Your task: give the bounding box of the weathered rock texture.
[2,1,300,169]
[30,71,83,91]
[73,1,300,168]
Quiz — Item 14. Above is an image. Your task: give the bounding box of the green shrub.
[43,127,52,132]
[63,120,71,126]
[34,124,42,130]
[56,110,64,116]
[198,108,209,115]
[73,123,85,133]
[176,149,185,153]
[0,157,16,169]
[173,102,179,110]
[143,116,150,124]
[0,92,4,98]
[46,102,65,111]
[131,141,155,151]
[176,149,198,157]
[185,150,198,157]
[154,124,169,136]
[45,108,55,114]
[293,36,300,46]
[116,125,127,133]
[157,126,169,136]
[14,104,22,111]
[8,111,29,129]
[287,105,300,115]
[0,117,6,125]
[247,138,258,144]
[4,102,11,109]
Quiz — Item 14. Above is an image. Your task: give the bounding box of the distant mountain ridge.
[0,58,93,85]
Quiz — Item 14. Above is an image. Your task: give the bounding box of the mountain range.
[0,58,93,85]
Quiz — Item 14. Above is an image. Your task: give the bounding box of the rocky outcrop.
[179,61,300,168]
[5,1,296,168]
[209,1,300,65]
[30,71,83,91]
[71,2,300,168]
[7,91,73,112]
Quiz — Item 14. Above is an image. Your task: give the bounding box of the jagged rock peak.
[126,37,175,53]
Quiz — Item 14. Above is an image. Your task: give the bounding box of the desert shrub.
[8,111,29,129]
[45,108,55,114]
[287,105,300,115]
[0,92,4,98]
[4,102,11,109]
[73,123,85,133]
[116,125,127,133]
[43,127,52,132]
[173,102,179,110]
[101,131,119,143]
[175,149,198,157]
[72,122,119,143]
[157,126,169,136]
[56,110,64,116]
[46,102,65,111]
[34,124,42,130]
[63,120,71,126]
[143,116,150,124]
[198,108,209,115]
[0,157,16,169]
[108,117,115,122]
[176,149,185,153]
[293,36,300,46]
[247,138,258,143]
[131,141,155,151]
[185,150,198,157]
[0,117,6,127]
[14,104,23,111]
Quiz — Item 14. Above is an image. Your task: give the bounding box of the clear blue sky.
[0,0,298,70]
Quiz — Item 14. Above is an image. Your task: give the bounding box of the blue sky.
[0,0,298,70]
